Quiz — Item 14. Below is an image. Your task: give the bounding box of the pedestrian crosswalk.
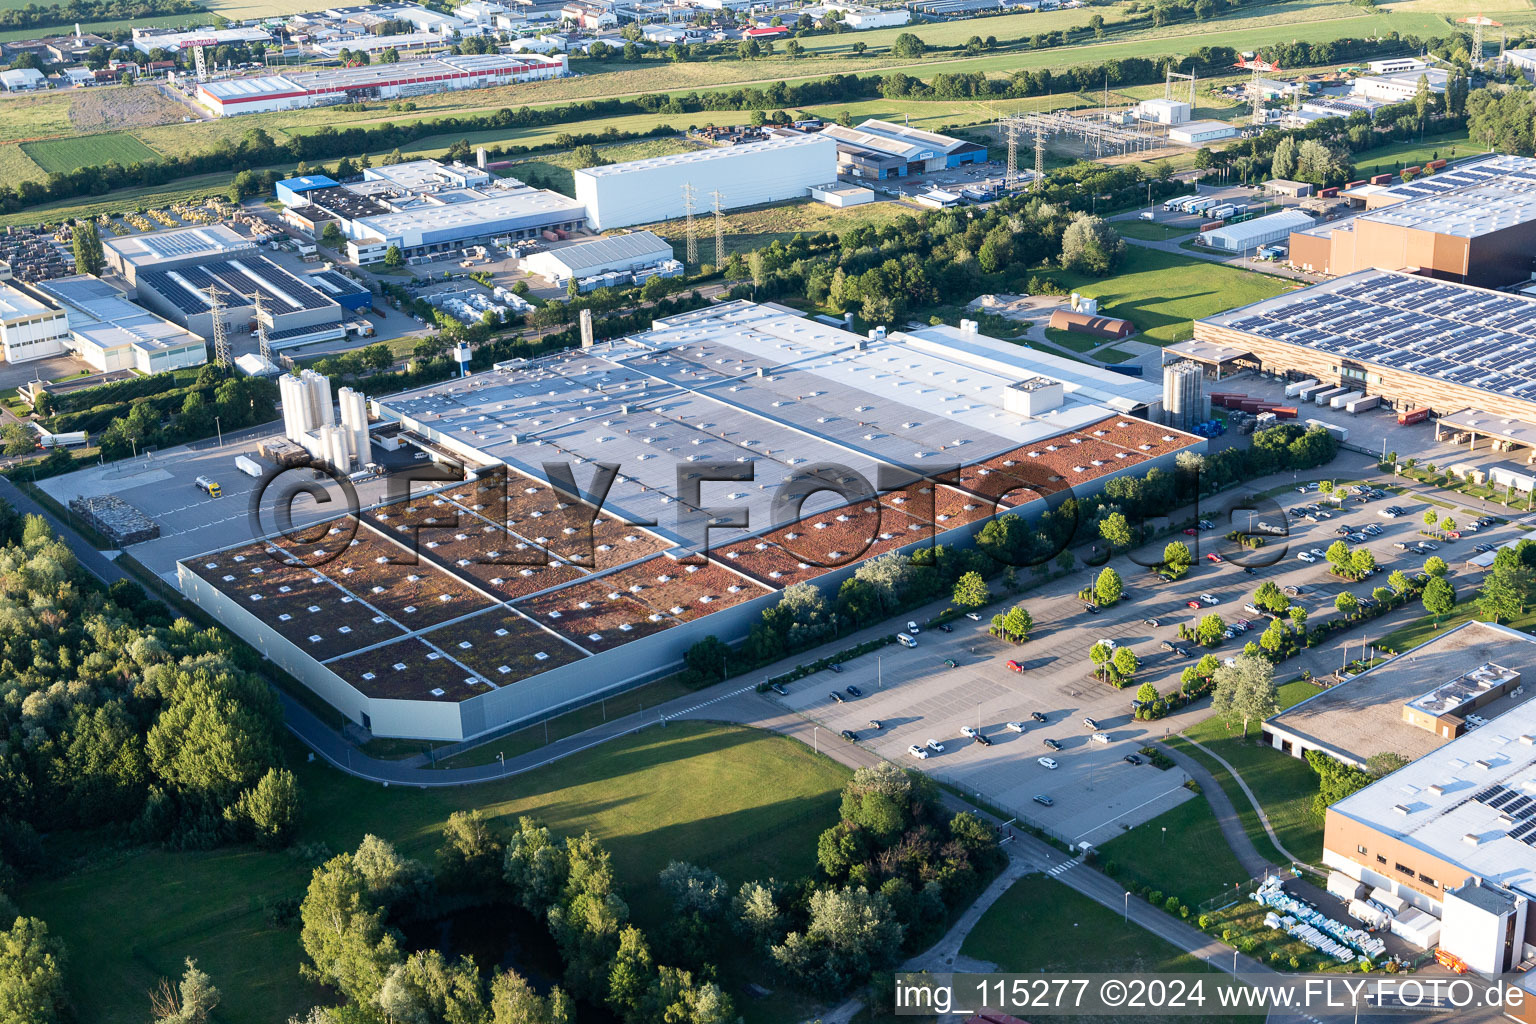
[662,683,757,720]
[1046,858,1079,877]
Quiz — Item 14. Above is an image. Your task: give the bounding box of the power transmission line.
[710,189,725,267]
[681,183,698,267]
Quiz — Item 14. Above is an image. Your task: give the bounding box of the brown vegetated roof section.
[421,608,588,684]
[515,578,679,653]
[598,556,769,621]
[329,636,498,702]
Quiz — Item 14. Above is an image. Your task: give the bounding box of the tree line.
[0,0,197,32]
[5,27,1436,218]
[0,500,294,1023]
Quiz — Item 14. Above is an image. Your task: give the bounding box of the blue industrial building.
[275,175,340,208]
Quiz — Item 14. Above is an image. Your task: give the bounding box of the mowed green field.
[22,132,161,174]
[19,722,849,1024]
[1051,247,1297,346]
[958,876,1254,1024]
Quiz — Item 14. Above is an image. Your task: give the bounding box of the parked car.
[1297,551,1317,563]
[770,683,788,696]
[1207,553,1224,563]
[1043,737,1063,751]
[1187,598,1203,608]
[846,685,862,697]
[1006,721,1026,733]
[867,720,883,731]
[926,738,945,753]
[965,612,980,620]
[1032,794,1055,806]
[1090,732,1111,744]
[1005,660,1024,673]
[1123,754,1144,765]
[1038,757,1059,770]
[943,659,957,668]
[1476,543,1496,554]
[1082,717,1099,730]
[828,662,843,674]
[840,730,857,742]
[829,692,845,704]
[1144,617,1161,626]
[961,726,979,738]
[1083,604,1099,614]
[1199,593,1219,605]
[1335,526,1352,535]
[1421,541,1440,551]
[938,624,953,633]
[1199,519,1214,530]
[975,733,993,747]
[907,621,920,633]
[1183,527,1197,535]
[908,744,929,759]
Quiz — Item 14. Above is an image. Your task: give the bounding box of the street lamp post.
[1123,890,1131,923]
[497,751,504,773]
[814,726,819,755]
[215,415,223,448]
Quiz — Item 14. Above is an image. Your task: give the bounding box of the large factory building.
[194,53,565,117]
[1288,154,1536,286]
[177,302,1201,741]
[573,134,838,230]
[276,158,586,263]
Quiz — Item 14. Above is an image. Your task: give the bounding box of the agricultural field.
[0,90,74,145]
[22,132,161,174]
[19,722,849,1024]
[0,144,42,185]
[68,82,199,132]
[1050,246,1297,346]
[798,3,1113,54]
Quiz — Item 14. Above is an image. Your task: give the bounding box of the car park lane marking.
[662,682,760,721]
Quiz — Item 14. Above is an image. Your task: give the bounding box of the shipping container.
[1318,187,1339,198]
[1283,378,1319,398]
[1329,390,1365,410]
[1428,159,1447,170]
[1200,220,1224,232]
[1403,165,1421,177]
[1345,395,1382,413]
[1305,418,1349,442]
[1398,406,1432,425]
[1370,173,1392,185]
[1271,406,1298,420]
[235,455,266,478]
[1105,363,1145,377]
[1345,179,1367,189]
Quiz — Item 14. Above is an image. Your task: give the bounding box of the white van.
[896,633,918,648]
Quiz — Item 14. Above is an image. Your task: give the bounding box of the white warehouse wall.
[573,135,838,230]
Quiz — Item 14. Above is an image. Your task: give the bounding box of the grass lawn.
[21,132,161,175]
[429,675,700,768]
[1176,681,1325,867]
[1096,345,1136,363]
[958,875,1257,1024]
[20,722,849,1024]
[638,197,915,257]
[1116,219,1194,242]
[1351,129,1482,179]
[1043,325,1103,353]
[1050,247,1297,346]
[1098,796,1252,907]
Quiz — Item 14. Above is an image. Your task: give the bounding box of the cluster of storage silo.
[278,369,370,471]
[1161,360,1208,431]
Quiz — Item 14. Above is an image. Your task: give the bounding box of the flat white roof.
[1332,682,1536,900]
[103,224,254,268]
[355,188,583,236]
[575,133,830,178]
[0,280,61,321]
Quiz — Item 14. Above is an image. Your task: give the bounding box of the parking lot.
[777,478,1528,847]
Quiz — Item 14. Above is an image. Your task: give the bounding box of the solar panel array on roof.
[140,257,335,316]
[1212,270,1536,403]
